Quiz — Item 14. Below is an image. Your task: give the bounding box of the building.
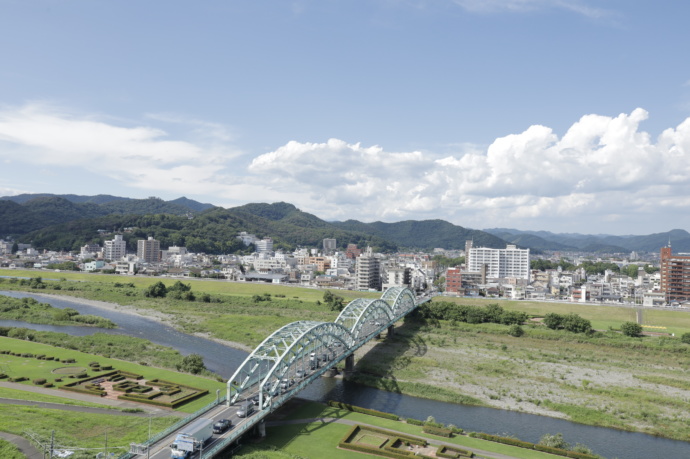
[445,267,462,294]
[355,247,381,291]
[466,242,530,281]
[323,238,337,254]
[104,235,127,261]
[137,237,161,263]
[660,246,690,303]
[255,238,274,254]
[345,244,362,260]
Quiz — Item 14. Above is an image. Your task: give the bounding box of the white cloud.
[248,109,690,231]
[3,102,690,233]
[0,103,240,198]
[452,0,611,18]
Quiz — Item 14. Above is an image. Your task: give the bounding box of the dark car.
[213,419,232,434]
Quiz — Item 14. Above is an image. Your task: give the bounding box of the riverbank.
[2,280,690,443]
[20,292,254,352]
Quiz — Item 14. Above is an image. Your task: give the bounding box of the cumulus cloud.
[249,109,690,230]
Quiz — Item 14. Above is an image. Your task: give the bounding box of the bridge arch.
[228,320,354,404]
[382,286,417,316]
[336,298,394,342]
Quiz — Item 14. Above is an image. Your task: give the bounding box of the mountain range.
[0,193,686,254]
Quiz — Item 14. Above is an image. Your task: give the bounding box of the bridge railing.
[116,395,226,459]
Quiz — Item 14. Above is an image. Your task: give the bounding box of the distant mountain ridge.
[484,227,690,253]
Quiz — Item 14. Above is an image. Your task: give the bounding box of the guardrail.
[116,395,226,459]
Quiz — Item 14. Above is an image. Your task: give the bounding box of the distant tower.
[323,238,336,255]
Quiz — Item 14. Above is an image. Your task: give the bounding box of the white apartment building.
[466,242,530,281]
[104,235,127,261]
[355,247,381,291]
[255,238,273,253]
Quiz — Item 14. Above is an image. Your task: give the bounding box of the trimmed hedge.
[328,400,400,421]
[405,418,424,426]
[33,378,47,385]
[468,432,596,459]
[438,446,473,458]
[423,425,453,437]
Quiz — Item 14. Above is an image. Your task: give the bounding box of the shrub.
[681,332,690,344]
[621,321,643,337]
[508,324,524,337]
[422,425,452,437]
[406,418,424,426]
[33,378,47,385]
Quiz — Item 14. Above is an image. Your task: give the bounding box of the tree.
[621,321,642,337]
[144,281,167,298]
[561,313,592,334]
[323,290,345,312]
[543,313,562,330]
[177,354,206,374]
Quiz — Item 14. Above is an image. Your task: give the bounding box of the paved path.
[266,417,523,459]
[0,431,43,459]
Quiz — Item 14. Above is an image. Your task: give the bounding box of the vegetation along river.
[1,291,688,459]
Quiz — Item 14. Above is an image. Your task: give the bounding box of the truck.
[169,417,214,459]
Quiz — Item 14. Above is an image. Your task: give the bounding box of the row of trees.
[531,259,659,277]
[418,302,528,326]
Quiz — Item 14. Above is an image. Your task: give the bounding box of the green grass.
[0,336,225,413]
[0,385,118,409]
[0,404,177,459]
[0,438,25,459]
[245,401,576,459]
[433,296,690,334]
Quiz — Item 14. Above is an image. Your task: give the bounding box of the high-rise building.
[104,235,127,261]
[660,246,690,303]
[137,237,161,263]
[323,238,337,254]
[466,243,530,281]
[356,247,381,291]
[255,238,273,253]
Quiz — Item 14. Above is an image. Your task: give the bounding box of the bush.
[33,378,47,385]
[508,324,524,337]
[621,322,643,337]
[406,418,424,426]
[681,332,690,344]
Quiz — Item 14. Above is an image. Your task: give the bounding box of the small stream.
[2,290,689,458]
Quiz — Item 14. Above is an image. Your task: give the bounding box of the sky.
[1,0,690,235]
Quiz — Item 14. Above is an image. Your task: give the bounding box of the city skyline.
[1,1,690,234]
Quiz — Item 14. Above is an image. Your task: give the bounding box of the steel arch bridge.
[226,287,421,410]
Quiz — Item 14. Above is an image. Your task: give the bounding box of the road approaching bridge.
[123,287,431,459]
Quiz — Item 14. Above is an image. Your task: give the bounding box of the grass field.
[228,400,579,459]
[0,438,24,459]
[0,336,225,413]
[435,296,690,335]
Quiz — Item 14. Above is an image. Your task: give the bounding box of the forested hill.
[12,203,401,254]
[0,194,215,236]
[331,219,507,250]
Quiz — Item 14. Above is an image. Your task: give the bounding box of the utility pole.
[104,430,107,458]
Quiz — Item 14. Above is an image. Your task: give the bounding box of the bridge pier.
[387,325,394,338]
[258,420,266,437]
[345,354,354,374]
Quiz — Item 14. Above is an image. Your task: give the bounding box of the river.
[1,291,688,459]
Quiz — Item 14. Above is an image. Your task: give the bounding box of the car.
[250,394,260,405]
[296,368,307,379]
[237,402,255,418]
[213,419,232,434]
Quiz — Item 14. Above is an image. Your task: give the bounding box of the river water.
[1,291,688,459]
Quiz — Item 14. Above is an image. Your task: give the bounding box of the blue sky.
[1,0,690,235]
